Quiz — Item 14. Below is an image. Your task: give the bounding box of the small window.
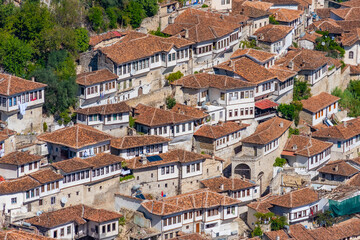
[349,51,354,59]
[102,225,106,233]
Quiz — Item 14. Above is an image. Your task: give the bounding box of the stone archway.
[234,163,251,180]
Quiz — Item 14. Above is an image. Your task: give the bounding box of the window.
[51,196,56,205]
[61,228,64,237]
[220,92,225,100]
[67,226,71,234]
[112,223,116,231]
[349,51,354,59]
[39,199,43,206]
[107,224,111,232]
[53,230,57,238]
[21,165,24,173]
[102,225,106,233]
[11,197,17,204]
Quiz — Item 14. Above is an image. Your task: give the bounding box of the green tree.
[293,79,311,101]
[124,1,146,28]
[251,226,263,237]
[139,0,158,17]
[166,71,184,83]
[166,96,176,109]
[0,2,17,29]
[273,157,287,167]
[315,31,345,59]
[53,0,83,28]
[106,7,120,29]
[88,6,106,32]
[270,215,288,231]
[289,127,300,137]
[316,210,334,227]
[75,28,89,52]
[0,32,34,77]
[269,15,279,25]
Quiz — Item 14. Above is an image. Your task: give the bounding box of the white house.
[76,69,118,108]
[26,204,122,240]
[300,92,340,126]
[0,73,47,133]
[76,102,131,136]
[282,135,333,172]
[269,8,304,38]
[230,48,276,68]
[253,24,294,56]
[171,73,256,121]
[111,135,170,160]
[0,151,42,179]
[37,124,112,162]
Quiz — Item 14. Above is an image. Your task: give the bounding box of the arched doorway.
[234,164,251,179]
[257,171,264,194]
[138,87,143,96]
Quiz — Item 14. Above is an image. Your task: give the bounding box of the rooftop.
[100,31,193,65]
[89,30,125,47]
[230,48,276,63]
[111,135,170,149]
[242,117,292,145]
[76,69,118,86]
[331,7,360,21]
[125,149,207,169]
[269,187,319,208]
[0,229,55,240]
[163,8,240,43]
[76,102,131,115]
[255,99,278,110]
[37,124,112,149]
[312,118,360,140]
[26,204,122,228]
[301,92,340,113]
[254,24,293,43]
[170,103,209,119]
[283,135,333,157]
[0,73,47,96]
[214,57,276,84]
[232,1,270,18]
[0,151,42,166]
[171,72,255,89]
[134,104,194,127]
[29,168,63,184]
[318,160,359,177]
[268,65,297,82]
[52,158,93,173]
[269,8,303,23]
[141,189,240,216]
[0,176,40,195]
[194,122,249,139]
[299,31,322,44]
[200,176,256,192]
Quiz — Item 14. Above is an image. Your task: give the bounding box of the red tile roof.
[269,65,297,82]
[269,8,303,23]
[134,104,194,127]
[201,176,256,192]
[37,124,112,149]
[194,122,248,139]
[89,31,125,47]
[76,102,131,115]
[0,229,55,240]
[318,160,359,177]
[242,117,292,145]
[301,92,340,113]
[214,57,276,84]
[269,188,319,208]
[283,135,333,157]
[141,189,240,216]
[171,73,255,89]
[76,69,118,86]
[29,168,63,184]
[255,99,278,110]
[264,230,291,240]
[230,48,276,63]
[111,135,170,149]
[0,151,42,166]
[0,176,40,194]
[26,205,122,228]
[170,103,209,119]
[312,118,360,140]
[0,73,47,96]
[331,7,360,21]
[254,24,293,43]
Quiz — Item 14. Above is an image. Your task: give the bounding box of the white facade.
[115,142,169,160]
[78,80,117,108]
[0,160,40,179]
[310,101,338,126]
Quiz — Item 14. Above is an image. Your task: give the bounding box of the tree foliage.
[273,157,287,167]
[332,81,360,117]
[251,226,263,237]
[315,31,345,59]
[270,215,288,231]
[293,79,311,101]
[166,96,176,109]
[277,101,302,126]
[316,210,334,227]
[269,15,279,25]
[166,71,184,83]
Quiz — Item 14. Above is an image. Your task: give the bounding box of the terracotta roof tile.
[171,73,255,89]
[232,1,270,18]
[242,117,292,145]
[26,205,122,228]
[37,124,112,149]
[308,19,343,34]
[76,69,118,86]
[264,230,291,240]
[201,176,255,192]
[0,176,40,194]
[0,151,42,166]
[163,9,240,43]
[231,48,276,62]
[347,172,360,186]
[254,24,293,43]
[312,118,360,140]
[341,0,360,8]
[269,65,297,82]
[299,32,322,44]
[52,158,93,173]
[29,168,63,184]
[350,65,360,75]
[214,57,276,84]
[341,28,360,46]
[76,102,131,115]
[247,194,277,213]
[134,104,195,127]
[89,31,125,47]
[315,8,332,19]
[269,8,303,23]
[82,153,124,169]
[170,103,209,119]
[141,189,240,216]
[283,135,333,157]
[169,233,209,240]
[194,122,248,139]
[100,31,193,65]
[318,160,359,177]
[269,188,319,208]
[241,0,273,11]
[331,7,360,20]
[0,73,47,96]
[289,224,315,240]
[111,135,170,149]
[125,149,206,170]
[255,99,278,110]
[0,229,55,240]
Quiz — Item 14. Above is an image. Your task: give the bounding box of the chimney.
[185,29,189,39]
[168,16,175,24]
[141,155,147,165]
[280,121,284,128]
[220,184,224,190]
[292,144,297,150]
[276,236,280,240]
[344,121,347,128]
[288,61,294,70]
[31,76,35,82]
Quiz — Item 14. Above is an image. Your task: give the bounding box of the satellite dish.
[61,197,68,204]
[36,211,43,216]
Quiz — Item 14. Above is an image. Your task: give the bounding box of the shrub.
[289,127,299,137]
[120,174,134,182]
[119,216,126,226]
[129,115,136,128]
[166,96,176,109]
[166,71,183,83]
[273,157,287,167]
[201,4,209,7]
[43,122,48,132]
[251,226,263,237]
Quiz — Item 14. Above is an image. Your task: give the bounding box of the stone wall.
[126,86,173,108]
[3,105,44,134]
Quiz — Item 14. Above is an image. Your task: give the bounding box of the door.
[196,223,200,233]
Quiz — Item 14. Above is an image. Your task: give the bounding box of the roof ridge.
[7,75,11,96]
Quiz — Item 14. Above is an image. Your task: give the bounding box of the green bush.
[201,4,209,7]
[43,122,48,132]
[120,174,134,182]
[273,157,287,167]
[149,27,170,38]
[129,115,136,128]
[251,226,263,237]
[119,216,126,226]
[289,127,299,137]
[166,71,184,83]
[166,96,176,109]
[269,15,279,25]
[88,6,106,32]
